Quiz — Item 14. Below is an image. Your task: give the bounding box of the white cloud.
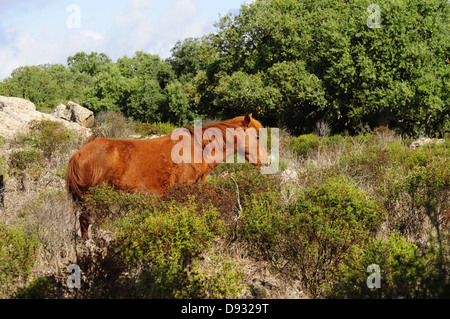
[0,26,105,79]
[0,0,233,79]
[110,0,204,59]
[182,18,214,39]
[114,0,153,26]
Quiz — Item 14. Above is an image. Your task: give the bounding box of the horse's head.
[236,113,270,169]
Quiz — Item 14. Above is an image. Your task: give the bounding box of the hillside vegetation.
[0,115,448,298]
[0,0,449,299]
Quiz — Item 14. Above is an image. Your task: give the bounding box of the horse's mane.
[184,115,263,149]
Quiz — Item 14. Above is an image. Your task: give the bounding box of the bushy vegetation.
[91,111,179,139]
[0,224,39,297]
[0,113,448,298]
[332,234,445,298]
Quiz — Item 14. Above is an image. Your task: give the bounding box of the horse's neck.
[199,130,237,168]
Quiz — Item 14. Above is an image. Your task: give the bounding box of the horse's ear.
[244,113,253,127]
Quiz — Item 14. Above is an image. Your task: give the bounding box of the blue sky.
[0,0,251,79]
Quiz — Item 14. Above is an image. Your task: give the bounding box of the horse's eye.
[256,136,260,140]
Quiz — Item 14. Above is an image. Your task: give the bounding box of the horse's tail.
[66,148,106,204]
[66,152,85,203]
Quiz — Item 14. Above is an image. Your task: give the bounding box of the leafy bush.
[110,198,225,298]
[235,173,386,298]
[331,234,447,298]
[92,111,135,139]
[287,175,386,297]
[116,120,178,138]
[288,133,320,158]
[208,161,281,205]
[0,224,39,296]
[9,149,41,171]
[239,191,286,258]
[8,149,41,190]
[186,252,246,299]
[83,183,157,225]
[144,121,179,135]
[165,181,237,229]
[83,184,236,298]
[16,276,58,299]
[26,120,75,158]
[399,157,449,271]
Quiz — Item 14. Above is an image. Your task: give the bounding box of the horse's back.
[67,136,175,196]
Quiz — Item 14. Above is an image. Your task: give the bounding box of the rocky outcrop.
[0,96,92,140]
[410,137,445,149]
[52,101,94,128]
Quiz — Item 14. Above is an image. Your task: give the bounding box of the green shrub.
[25,120,75,158]
[321,134,348,148]
[209,162,281,205]
[150,121,179,135]
[83,183,157,224]
[92,111,179,138]
[0,155,6,182]
[92,111,135,139]
[165,181,237,229]
[189,252,246,299]
[16,276,57,299]
[134,121,179,136]
[133,122,159,136]
[331,234,446,298]
[8,149,42,190]
[286,175,386,297]
[239,191,286,258]
[109,198,224,298]
[9,149,41,171]
[0,224,39,295]
[288,133,320,158]
[400,157,449,268]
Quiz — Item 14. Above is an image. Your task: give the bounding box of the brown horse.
[66,114,269,238]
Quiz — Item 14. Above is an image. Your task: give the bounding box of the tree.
[67,52,112,76]
[167,37,210,83]
[192,0,449,136]
[0,64,87,110]
[84,51,181,124]
[165,80,196,125]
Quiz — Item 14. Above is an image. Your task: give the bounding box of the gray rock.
[52,103,72,121]
[52,101,94,128]
[410,137,445,149]
[249,279,273,298]
[0,96,92,140]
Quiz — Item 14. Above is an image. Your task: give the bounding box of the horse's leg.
[79,210,91,239]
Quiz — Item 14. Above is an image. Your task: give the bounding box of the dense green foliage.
[238,174,386,297]
[82,183,245,298]
[0,224,39,294]
[332,234,444,298]
[1,0,448,136]
[198,0,449,136]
